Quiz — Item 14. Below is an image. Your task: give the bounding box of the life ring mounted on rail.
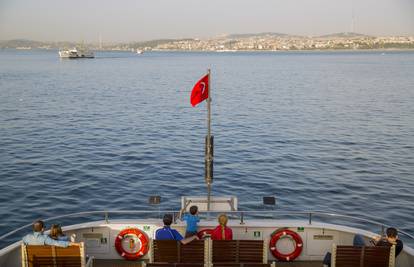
[269,229,303,261]
[197,229,213,239]
[115,228,149,261]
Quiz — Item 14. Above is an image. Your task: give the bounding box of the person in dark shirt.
[155,214,198,244]
[373,227,403,256]
[323,227,403,267]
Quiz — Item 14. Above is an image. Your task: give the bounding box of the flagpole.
[207,68,211,141]
[206,68,212,211]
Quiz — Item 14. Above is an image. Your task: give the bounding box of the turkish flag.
[190,74,209,107]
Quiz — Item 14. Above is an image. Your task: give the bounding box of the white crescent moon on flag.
[200,82,206,95]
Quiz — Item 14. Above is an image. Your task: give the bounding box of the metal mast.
[205,69,213,211]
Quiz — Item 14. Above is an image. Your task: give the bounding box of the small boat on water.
[136,49,144,54]
[59,47,94,59]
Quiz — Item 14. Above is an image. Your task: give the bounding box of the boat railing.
[0,210,413,244]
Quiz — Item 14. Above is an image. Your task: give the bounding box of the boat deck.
[93,259,323,267]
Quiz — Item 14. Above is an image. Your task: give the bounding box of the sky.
[0,0,413,42]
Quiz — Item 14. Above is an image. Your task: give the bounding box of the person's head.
[33,220,45,233]
[386,227,398,242]
[49,224,64,240]
[218,214,228,227]
[163,214,173,226]
[189,206,198,215]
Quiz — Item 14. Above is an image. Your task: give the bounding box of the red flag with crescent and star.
[190,74,209,107]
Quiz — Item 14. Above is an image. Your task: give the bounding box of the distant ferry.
[59,47,94,59]
[136,49,144,54]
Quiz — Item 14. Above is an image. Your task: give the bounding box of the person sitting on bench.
[155,214,198,244]
[364,227,403,256]
[211,214,233,240]
[322,227,404,267]
[49,224,69,241]
[22,220,72,247]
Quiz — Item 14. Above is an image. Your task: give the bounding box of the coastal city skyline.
[2,32,413,51]
[1,0,413,42]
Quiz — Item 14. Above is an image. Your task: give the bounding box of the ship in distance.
[59,47,94,59]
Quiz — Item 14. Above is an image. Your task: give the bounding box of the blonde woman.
[211,214,233,240]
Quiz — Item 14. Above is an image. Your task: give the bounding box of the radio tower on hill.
[351,1,355,33]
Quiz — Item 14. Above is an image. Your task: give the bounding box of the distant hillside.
[127,38,202,49]
[225,32,296,39]
[0,39,47,48]
[129,39,181,49]
[1,32,412,51]
[318,32,371,38]
[0,39,82,49]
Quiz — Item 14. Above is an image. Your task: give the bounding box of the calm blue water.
[0,49,413,247]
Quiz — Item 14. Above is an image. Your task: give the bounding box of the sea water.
[0,49,413,246]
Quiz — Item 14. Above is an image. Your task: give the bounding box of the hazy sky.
[1,0,413,42]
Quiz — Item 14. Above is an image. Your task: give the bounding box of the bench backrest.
[332,244,395,267]
[333,245,363,267]
[364,246,393,267]
[212,240,238,262]
[180,240,205,263]
[151,240,205,263]
[22,243,86,267]
[55,245,83,267]
[212,240,265,263]
[152,240,179,263]
[24,245,54,267]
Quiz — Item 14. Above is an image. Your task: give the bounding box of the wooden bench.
[331,244,395,267]
[147,239,272,267]
[147,240,205,267]
[21,242,93,267]
[212,240,271,267]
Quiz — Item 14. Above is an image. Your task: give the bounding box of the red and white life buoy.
[197,229,213,239]
[269,229,303,261]
[115,228,149,261]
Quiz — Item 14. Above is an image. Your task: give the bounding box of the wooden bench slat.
[334,244,393,267]
[152,240,205,264]
[213,264,270,267]
[146,264,176,267]
[212,240,265,264]
[364,246,390,267]
[175,264,204,267]
[152,239,268,266]
[153,240,180,263]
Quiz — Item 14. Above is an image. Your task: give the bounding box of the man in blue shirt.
[22,220,71,247]
[155,214,198,244]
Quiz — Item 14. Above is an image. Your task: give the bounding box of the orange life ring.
[115,228,149,260]
[269,229,303,261]
[197,229,213,239]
